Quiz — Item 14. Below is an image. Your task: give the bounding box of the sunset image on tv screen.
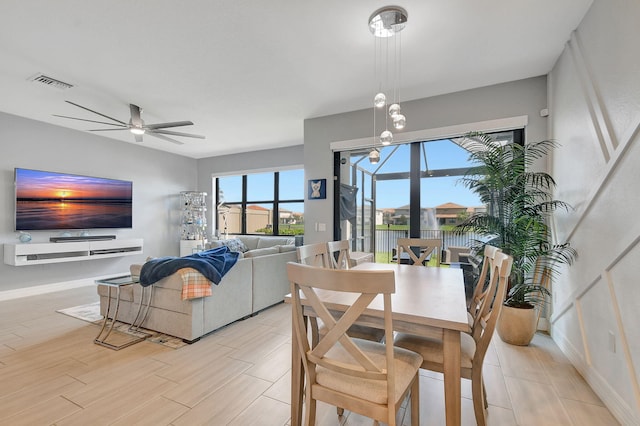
[15,168,132,231]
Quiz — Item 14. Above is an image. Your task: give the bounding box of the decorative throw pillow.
[222,238,248,253]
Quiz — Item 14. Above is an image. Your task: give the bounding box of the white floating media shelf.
[4,238,144,266]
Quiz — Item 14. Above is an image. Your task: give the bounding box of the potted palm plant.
[456,132,577,345]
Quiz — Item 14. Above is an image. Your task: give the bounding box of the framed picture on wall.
[308,179,326,200]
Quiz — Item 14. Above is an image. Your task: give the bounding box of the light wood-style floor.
[0,285,619,425]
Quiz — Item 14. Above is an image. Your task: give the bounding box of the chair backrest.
[397,238,441,266]
[287,262,397,409]
[468,245,502,325]
[471,251,513,368]
[296,243,331,268]
[327,240,352,270]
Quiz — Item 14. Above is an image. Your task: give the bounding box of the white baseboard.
[552,328,640,425]
[0,272,129,302]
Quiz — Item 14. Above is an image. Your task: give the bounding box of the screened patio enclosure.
[334,131,518,262]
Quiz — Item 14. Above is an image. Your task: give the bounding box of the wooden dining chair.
[396,238,441,267]
[326,240,353,270]
[287,262,422,426]
[296,243,332,268]
[393,251,513,426]
[327,240,386,344]
[467,245,502,331]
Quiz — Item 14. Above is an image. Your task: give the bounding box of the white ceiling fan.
[54,101,205,145]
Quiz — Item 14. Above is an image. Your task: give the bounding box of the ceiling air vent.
[27,73,74,90]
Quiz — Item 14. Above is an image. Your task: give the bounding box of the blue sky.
[218,139,481,210]
[351,139,481,208]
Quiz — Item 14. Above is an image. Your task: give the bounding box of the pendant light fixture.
[368,6,408,163]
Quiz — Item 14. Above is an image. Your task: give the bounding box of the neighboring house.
[435,202,469,226]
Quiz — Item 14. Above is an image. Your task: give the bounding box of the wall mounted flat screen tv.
[15,168,133,231]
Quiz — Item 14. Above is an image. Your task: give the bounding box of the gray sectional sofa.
[98,235,298,342]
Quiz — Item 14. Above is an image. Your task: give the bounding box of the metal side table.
[95,275,153,350]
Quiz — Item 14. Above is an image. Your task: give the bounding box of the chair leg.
[410,375,420,426]
[471,370,487,426]
[336,407,344,416]
[304,384,316,426]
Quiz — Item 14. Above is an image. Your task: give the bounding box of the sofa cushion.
[238,235,260,250]
[278,244,297,253]
[256,236,295,248]
[243,246,279,258]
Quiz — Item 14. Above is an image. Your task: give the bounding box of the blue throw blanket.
[139,246,239,287]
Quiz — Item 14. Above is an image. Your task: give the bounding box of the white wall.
[548,0,640,423]
[303,76,549,244]
[0,112,197,291]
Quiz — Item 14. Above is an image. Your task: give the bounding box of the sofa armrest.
[251,250,298,312]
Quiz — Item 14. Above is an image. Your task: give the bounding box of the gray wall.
[548,0,640,423]
[302,76,549,243]
[0,112,197,291]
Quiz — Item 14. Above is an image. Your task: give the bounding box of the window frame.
[215,170,304,236]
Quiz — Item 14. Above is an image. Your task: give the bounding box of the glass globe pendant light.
[380,130,393,145]
[368,148,380,164]
[374,92,386,108]
[392,113,406,130]
[388,103,401,117]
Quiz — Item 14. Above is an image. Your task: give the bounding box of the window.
[216,169,304,236]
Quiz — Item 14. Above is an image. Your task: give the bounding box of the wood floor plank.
[494,337,550,384]
[562,398,621,425]
[0,374,85,420]
[545,360,605,406]
[109,395,190,426]
[161,355,252,407]
[245,342,291,382]
[263,370,291,404]
[56,375,177,426]
[154,342,235,382]
[171,373,272,425]
[0,395,83,426]
[504,376,573,425]
[227,329,290,363]
[228,395,291,425]
[62,358,170,407]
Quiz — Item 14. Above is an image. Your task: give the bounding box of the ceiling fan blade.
[53,114,128,127]
[88,128,129,132]
[145,121,194,130]
[148,132,184,145]
[129,104,143,127]
[65,101,127,125]
[150,129,205,139]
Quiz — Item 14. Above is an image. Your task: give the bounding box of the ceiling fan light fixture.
[130,127,145,135]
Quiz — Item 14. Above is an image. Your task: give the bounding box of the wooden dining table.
[287,262,470,426]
